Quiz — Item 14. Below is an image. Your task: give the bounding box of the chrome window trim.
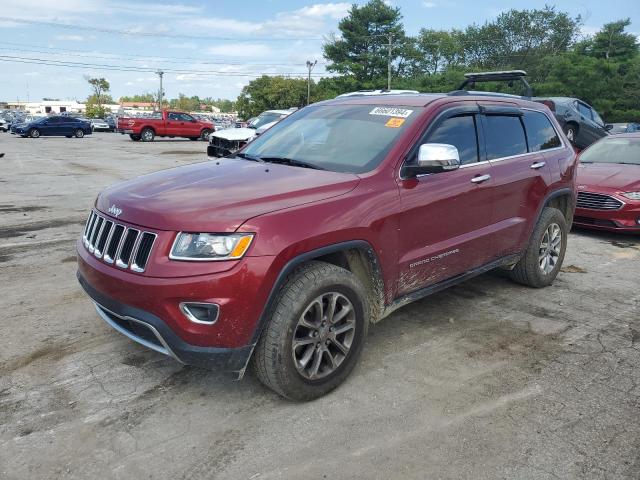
[94,302,183,363]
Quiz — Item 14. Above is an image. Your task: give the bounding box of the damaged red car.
[77,75,577,400]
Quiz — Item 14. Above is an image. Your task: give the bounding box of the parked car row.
[11,115,92,138]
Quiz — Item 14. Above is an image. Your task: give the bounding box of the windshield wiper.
[259,156,325,170]
[233,152,264,162]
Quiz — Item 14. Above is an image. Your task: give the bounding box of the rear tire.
[200,129,212,141]
[140,128,155,142]
[75,129,84,138]
[252,261,369,401]
[509,207,567,288]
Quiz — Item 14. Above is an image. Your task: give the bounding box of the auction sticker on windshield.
[369,107,413,118]
[385,118,406,128]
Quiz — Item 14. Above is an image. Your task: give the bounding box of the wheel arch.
[250,240,386,346]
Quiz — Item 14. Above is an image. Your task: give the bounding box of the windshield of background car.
[242,104,422,173]
[580,137,640,165]
[249,112,283,129]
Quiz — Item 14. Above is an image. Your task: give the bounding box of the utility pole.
[306,60,317,105]
[387,33,393,90]
[156,70,164,111]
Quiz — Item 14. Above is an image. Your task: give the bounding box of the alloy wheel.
[539,223,562,274]
[292,292,356,380]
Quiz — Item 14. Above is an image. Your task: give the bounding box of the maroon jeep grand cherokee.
[77,89,577,400]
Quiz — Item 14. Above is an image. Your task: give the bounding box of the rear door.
[396,104,497,295]
[478,105,554,256]
[43,117,62,135]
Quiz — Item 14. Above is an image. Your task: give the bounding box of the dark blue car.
[13,116,92,138]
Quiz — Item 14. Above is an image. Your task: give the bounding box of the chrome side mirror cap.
[404,143,461,177]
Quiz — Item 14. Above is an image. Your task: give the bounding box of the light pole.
[156,70,164,111]
[306,60,317,105]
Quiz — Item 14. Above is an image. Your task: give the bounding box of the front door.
[396,107,496,296]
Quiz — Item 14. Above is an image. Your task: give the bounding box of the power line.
[0,41,328,67]
[0,16,326,42]
[0,54,335,78]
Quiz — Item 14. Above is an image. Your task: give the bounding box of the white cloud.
[296,3,350,20]
[423,1,437,8]
[55,34,85,41]
[207,44,272,57]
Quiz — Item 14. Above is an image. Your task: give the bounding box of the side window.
[522,111,561,151]
[483,115,527,160]
[424,115,479,165]
[577,102,592,119]
[168,113,180,121]
[180,113,194,122]
[592,109,604,126]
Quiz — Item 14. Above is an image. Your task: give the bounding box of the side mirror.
[604,124,613,131]
[404,143,460,177]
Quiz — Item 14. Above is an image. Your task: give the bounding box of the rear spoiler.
[456,70,533,98]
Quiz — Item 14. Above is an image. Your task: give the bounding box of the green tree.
[323,0,409,86]
[589,19,639,61]
[85,77,110,107]
[119,93,156,103]
[236,75,309,119]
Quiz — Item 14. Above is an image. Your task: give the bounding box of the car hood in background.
[211,127,257,141]
[96,159,360,232]
[577,163,640,192]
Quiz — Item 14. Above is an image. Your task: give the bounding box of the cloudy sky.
[0,0,638,102]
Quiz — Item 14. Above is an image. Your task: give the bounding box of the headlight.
[170,232,254,261]
[621,192,640,200]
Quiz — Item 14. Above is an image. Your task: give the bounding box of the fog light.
[179,302,219,324]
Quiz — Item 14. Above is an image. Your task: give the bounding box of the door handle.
[530,161,546,170]
[471,174,491,184]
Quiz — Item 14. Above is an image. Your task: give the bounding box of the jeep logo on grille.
[108,204,123,218]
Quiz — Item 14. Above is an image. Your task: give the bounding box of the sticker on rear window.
[385,118,405,128]
[369,107,413,118]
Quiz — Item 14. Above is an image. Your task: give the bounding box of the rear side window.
[523,111,561,151]
[483,115,527,159]
[425,115,479,165]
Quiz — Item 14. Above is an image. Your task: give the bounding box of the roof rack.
[455,70,532,98]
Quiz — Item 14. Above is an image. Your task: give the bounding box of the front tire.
[140,128,155,142]
[75,129,84,138]
[29,128,40,138]
[252,261,369,401]
[509,207,567,288]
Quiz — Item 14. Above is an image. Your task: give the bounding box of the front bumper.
[77,271,254,373]
[574,203,640,233]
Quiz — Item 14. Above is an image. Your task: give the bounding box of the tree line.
[238,1,639,122]
[84,1,638,122]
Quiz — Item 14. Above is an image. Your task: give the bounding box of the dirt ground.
[1,132,639,480]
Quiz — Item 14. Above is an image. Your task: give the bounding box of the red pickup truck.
[117,110,214,142]
[78,75,577,400]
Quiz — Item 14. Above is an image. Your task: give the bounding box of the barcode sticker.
[369,107,413,118]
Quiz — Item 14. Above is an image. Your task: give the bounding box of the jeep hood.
[212,127,257,142]
[96,159,360,231]
[577,162,640,192]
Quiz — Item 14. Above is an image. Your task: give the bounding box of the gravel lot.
[1,132,639,480]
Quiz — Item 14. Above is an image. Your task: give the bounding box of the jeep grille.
[83,211,157,273]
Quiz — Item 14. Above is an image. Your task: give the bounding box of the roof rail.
[456,70,532,98]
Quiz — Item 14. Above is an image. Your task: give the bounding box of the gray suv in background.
[535,97,611,150]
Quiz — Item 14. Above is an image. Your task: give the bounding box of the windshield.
[249,112,284,130]
[242,104,421,173]
[580,137,640,165]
